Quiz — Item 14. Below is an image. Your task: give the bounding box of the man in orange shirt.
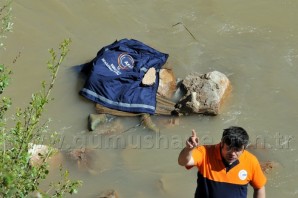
[178,126,266,198]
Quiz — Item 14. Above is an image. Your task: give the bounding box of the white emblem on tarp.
[118,53,134,70]
[238,169,248,180]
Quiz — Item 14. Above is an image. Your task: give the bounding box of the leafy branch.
[0,38,81,198]
[0,1,81,196]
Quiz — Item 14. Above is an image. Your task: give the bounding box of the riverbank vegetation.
[0,1,81,197]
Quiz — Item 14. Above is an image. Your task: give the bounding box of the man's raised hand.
[186,129,199,149]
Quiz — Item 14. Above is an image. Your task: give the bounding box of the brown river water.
[1,0,298,197]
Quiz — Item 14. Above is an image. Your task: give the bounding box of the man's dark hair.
[221,126,249,149]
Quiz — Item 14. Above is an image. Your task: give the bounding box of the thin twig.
[173,22,197,41]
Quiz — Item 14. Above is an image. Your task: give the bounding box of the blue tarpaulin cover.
[79,39,169,114]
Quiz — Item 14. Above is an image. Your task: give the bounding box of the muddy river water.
[1,0,298,197]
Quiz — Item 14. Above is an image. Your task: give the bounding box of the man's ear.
[220,141,224,148]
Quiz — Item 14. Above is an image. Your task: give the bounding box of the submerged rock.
[175,71,231,115]
[97,189,119,198]
[65,147,98,174]
[260,161,280,174]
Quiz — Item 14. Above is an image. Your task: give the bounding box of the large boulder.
[175,71,231,115]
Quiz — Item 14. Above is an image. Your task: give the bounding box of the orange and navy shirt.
[187,143,267,198]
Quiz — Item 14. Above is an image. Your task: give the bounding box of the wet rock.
[157,68,177,99]
[142,67,156,86]
[66,147,98,174]
[28,144,50,167]
[175,71,231,115]
[97,189,119,198]
[28,143,62,167]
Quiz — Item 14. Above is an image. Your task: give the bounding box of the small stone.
[142,67,156,86]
